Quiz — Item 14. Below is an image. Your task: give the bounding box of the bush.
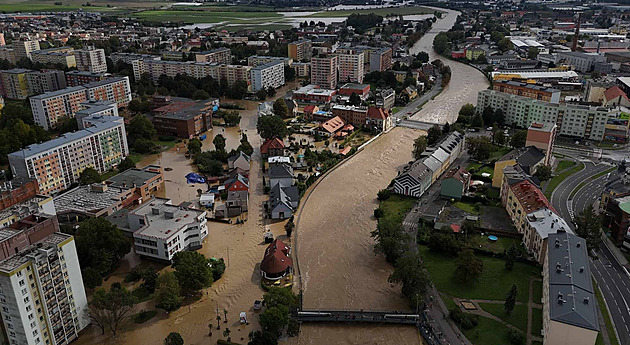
[377,189,391,201]
[449,307,479,330]
[158,135,176,142]
[212,258,226,281]
[134,310,157,324]
[374,208,385,218]
[507,329,525,345]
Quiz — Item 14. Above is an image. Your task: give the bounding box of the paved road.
[550,161,630,345]
[392,75,443,122]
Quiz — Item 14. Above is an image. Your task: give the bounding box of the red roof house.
[260,239,292,280]
[260,138,286,157]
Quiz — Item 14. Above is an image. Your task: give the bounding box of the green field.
[379,194,417,226]
[532,280,542,304]
[419,245,540,303]
[0,3,115,12]
[452,201,480,215]
[309,6,436,17]
[462,315,519,345]
[479,303,528,332]
[554,160,576,173]
[531,307,543,337]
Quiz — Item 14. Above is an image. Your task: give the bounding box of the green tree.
[257,115,288,139]
[504,284,518,315]
[284,65,296,81]
[427,125,442,145]
[528,46,539,59]
[534,165,552,181]
[466,136,493,161]
[223,110,241,127]
[117,157,136,173]
[433,32,450,54]
[260,305,290,333]
[256,88,268,101]
[263,287,299,309]
[510,130,527,148]
[79,167,101,185]
[134,138,159,154]
[73,218,131,279]
[172,251,213,293]
[273,98,289,118]
[164,332,184,345]
[493,129,506,146]
[213,134,226,151]
[454,249,483,282]
[155,272,183,312]
[504,244,518,271]
[82,267,102,289]
[413,135,428,160]
[248,330,279,345]
[498,37,513,51]
[192,89,210,100]
[377,189,391,201]
[348,93,361,106]
[471,113,484,128]
[187,138,202,156]
[238,140,254,156]
[127,115,156,143]
[285,219,294,237]
[388,252,431,304]
[573,205,602,250]
[89,284,137,336]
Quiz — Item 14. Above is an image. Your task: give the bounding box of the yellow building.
[0,69,30,100]
[503,179,553,232]
[465,47,485,61]
[492,147,545,188]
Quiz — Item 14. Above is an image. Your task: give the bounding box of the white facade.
[74,47,107,73]
[129,198,208,261]
[13,40,40,60]
[132,59,251,87]
[477,89,612,140]
[0,233,89,345]
[250,61,285,92]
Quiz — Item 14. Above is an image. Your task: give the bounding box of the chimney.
[572,13,581,52]
[152,208,160,215]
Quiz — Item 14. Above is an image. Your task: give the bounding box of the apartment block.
[543,233,598,345]
[526,122,557,166]
[132,60,251,88]
[523,208,572,264]
[105,165,164,204]
[75,101,119,128]
[195,48,232,64]
[247,55,292,67]
[291,62,310,77]
[0,231,89,345]
[336,51,365,84]
[477,89,612,141]
[123,197,208,261]
[8,116,129,195]
[288,40,312,62]
[493,81,561,103]
[0,48,15,64]
[12,40,40,60]
[152,98,219,138]
[370,47,393,72]
[0,69,31,100]
[0,178,40,212]
[30,77,131,129]
[0,196,56,229]
[65,70,108,87]
[250,61,285,92]
[74,47,107,73]
[25,70,67,96]
[30,47,76,68]
[109,52,160,65]
[311,55,338,90]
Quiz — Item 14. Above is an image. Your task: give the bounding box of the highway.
[550,157,630,344]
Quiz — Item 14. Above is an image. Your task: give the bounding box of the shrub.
[133,310,157,324]
[449,307,478,330]
[374,208,385,218]
[508,329,525,345]
[377,189,391,201]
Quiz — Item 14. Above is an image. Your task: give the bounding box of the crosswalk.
[403,221,418,228]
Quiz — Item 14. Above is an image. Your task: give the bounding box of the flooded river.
[291,7,489,345]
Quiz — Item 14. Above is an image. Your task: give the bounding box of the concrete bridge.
[296,310,421,325]
[396,119,442,131]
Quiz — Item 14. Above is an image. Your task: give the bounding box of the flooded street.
[291,7,489,345]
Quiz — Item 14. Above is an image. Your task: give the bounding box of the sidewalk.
[602,233,629,268]
[426,286,473,345]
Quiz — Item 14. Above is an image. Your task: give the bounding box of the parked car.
[254,300,262,311]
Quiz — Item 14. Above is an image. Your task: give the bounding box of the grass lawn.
[419,245,540,303]
[441,294,457,310]
[554,160,576,173]
[489,146,511,160]
[309,6,436,17]
[486,188,500,199]
[479,303,528,332]
[469,236,526,255]
[133,10,281,23]
[379,194,416,225]
[532,280,542,304]
[127,152,146,164]
[452,201,480,215]
[133,310,158,324]
[131,286,153,303]
[462,315,517,345]
[545,162,584,198]
[392,107,401,114]
[596,333,605,345]
[594,280,621,345]
[531,307,543,337]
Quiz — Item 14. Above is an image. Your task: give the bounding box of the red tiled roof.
[510,180,555,214]
[260,239,292,275]
[260,138,285,154]
[605,86,629,102]
[319,116,345,134]
[367,106,390,120]
[303,105,316,113]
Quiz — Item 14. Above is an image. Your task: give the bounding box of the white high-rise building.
[74,47,107,73]
[250,61,285,92]
[12,40,40,60]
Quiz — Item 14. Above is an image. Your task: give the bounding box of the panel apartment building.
[336,50,365,84]
[30,47,76,69]
[8,115,129,195]
[247,56,292,67]
[370,47,393,72]
[0,199,88,345]
[250,61,285,92]
[30,77,131,130]
[132,60,251,88]
[0,69,67,100]
[477,89,612,140]
[287,40,312,62]
[311,55,338,90]
[194,48,232,64]
[74,47,107,73]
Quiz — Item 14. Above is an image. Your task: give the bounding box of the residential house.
[269,164,294,188]
[228,151,251,171]
[315,116,346,137]
[440,167,471,200]
[260,239,292,280]
[269,183,299,219]
[260,138,285,157]
[393,161,432,198]
[493,146,546,188]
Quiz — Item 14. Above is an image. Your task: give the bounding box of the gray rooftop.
[526,208,573,240]
[107,165,161,189]
[0,195,51,222]
[132,197,205,239]
[29,85,86,99]
[53,184,129,215]
[0,232,71,273]
[547,232,599,331]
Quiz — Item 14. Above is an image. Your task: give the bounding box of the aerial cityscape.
[1,0,630,345]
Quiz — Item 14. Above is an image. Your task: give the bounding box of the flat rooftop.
[0,195,51,222]
[107,165,161,189]
[526,208,573,240]
[54,184,129,215]
[153,99,217,120]
[0,232,71,273]
[133,198,205,240]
